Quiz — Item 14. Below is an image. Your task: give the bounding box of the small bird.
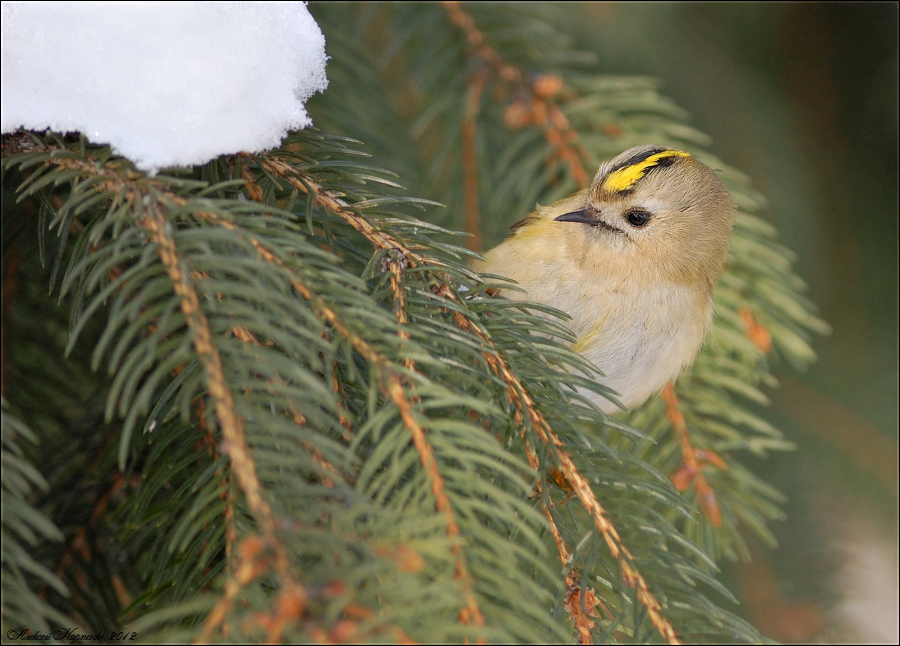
[476,145,734,413]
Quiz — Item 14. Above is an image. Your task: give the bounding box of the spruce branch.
[440,0,591,254]
[483,328,680,645]
[142,200,309,642]
[192,181,482,639]
[242,150,487,631]
[528,444,596,645]
[461,71,489,252]
[439,289,680,642]
[663,383,726,527]
[1,402,70,632]
[16,148,310,640]
[307,12,685,629]
[440,1,591,188]
[5,137,435,641]
[247,144,678,641]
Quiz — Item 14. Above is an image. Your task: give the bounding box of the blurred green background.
[558,3,897,642]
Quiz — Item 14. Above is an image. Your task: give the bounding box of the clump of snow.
[1,2,328,172]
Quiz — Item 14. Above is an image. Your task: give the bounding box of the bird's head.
[553,145,734,292]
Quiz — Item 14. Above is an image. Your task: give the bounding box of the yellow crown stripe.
[601,150,691,193]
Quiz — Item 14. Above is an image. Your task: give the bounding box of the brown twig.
[440,1,592,189]
[462,71,489,252]
[388,377,485,629]
[446,295,680,644]
[12,151,306,641]
[525,445,595,644]
[237,156,486,631]
[382,258,483,627]
[662,383,726,527]
[440,1,522,83]
[143,200,285,548]
[141,197,311,642]
[739,308,773,353]
[198,536,271,643]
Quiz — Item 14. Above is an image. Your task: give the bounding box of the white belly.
[517,276,709,413]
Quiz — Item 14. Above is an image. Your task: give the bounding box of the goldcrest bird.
[476,145,734,414]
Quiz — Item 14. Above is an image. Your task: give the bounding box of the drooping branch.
[250,151,681,643]
[477,325,681,645]
[525,445,595,644]
[199,177,486,630]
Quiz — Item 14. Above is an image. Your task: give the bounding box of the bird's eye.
[625,209,651,228]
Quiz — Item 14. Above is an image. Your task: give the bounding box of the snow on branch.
[1,2,328,171]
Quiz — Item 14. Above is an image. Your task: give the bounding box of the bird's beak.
[554,209,595,225]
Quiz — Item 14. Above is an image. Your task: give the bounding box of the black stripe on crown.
[605,146,672,176]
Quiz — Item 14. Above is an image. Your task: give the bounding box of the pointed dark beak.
[554,209,595,225]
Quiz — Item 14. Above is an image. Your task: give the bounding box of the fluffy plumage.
[476,145,734,413]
